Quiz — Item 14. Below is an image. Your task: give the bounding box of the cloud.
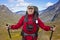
[10,6,20,12]
[8,0,15,3]
[16,2,31,7]
[16,0,32,7]
[0,3,7,6]
[10,4,27,12]
[8,0,24,3]
[8,0,32,12]
[9,0,32,7]
[10,6,27,12]
[17,0,24,2]
[46,2,54,7]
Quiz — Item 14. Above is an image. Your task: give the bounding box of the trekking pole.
[50,25,55,40]
[6,24,12,39]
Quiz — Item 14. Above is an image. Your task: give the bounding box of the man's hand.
[50,25,56,31]
[5,24,11,29]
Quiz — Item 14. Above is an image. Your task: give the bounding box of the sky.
[0,0,58,12]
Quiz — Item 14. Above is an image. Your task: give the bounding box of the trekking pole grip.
[51,25,55,32]
[50,25,55,40]
[6,24,11,39]
[6,24,11,29]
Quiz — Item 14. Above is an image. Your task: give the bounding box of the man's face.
[27,6,34,15]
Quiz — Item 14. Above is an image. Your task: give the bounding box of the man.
[6,6,56,40]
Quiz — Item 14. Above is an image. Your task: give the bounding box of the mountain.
[0,5,21,27]
[16,11,26,15]
[40,0,60,22]
[16,11,41,15]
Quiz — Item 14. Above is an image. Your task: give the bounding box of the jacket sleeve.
[10,16,24,29]
[38,18,51,31]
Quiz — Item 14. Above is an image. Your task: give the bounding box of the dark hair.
[33,6,39,17]
[26,6,39,18]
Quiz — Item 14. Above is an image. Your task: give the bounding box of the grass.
[0,21,60,40]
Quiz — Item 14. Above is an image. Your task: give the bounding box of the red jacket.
[11,14,51,34]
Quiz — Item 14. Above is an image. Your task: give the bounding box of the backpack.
[24,14,39,32]
[21,14,39,37]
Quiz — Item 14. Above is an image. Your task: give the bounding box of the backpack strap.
[24,15,28,22]
[24,14,39,32]
[33,14,39,33]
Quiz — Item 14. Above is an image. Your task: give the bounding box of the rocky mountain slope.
[40,0,60,22]
[0,5,21,27]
